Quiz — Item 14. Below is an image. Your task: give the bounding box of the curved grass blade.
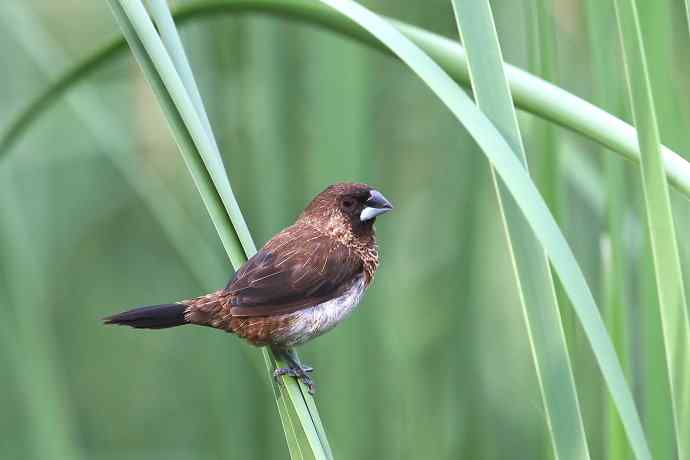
[2,1,690,205]
[0,0,225,291]
[316,0,650,458]
[450,1,589,458]
[106,1,331,458]
[613,0,690,457]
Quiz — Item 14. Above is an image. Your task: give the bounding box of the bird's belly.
[271,276,366,347]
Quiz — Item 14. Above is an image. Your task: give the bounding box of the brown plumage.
[104,182,393,393]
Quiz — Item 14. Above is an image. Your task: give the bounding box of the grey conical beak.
[360,189,394,221]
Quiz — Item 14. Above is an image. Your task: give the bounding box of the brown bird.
[104,182,393,393]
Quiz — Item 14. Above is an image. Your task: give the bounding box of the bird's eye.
[342,199,355,209]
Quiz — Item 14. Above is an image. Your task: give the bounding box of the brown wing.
[227,224,363,317]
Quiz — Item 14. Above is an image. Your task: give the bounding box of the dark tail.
[103,304,188,329]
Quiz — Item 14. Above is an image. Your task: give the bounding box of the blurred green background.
[1,0,690,458]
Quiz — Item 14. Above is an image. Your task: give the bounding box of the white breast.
[274,275,367,347]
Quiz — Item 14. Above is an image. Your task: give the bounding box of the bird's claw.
[273,365,316,394]
[273,367,298,378]
[300,375,316,395]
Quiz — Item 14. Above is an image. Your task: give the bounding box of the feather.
[228,224,364,317]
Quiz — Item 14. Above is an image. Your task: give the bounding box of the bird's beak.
[360,189,394,221]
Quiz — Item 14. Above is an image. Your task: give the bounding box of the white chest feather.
[275,276,366,347]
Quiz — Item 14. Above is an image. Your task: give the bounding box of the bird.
[103,182,393,393]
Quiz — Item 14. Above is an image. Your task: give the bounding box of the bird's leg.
[284,348,314,373]
[271,347,316,394]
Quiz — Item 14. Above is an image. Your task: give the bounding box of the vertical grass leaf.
[450,1,589,458]
[613,0,690,457]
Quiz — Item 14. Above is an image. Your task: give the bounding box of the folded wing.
[227,224,363,317]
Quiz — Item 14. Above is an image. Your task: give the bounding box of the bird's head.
[298,182,393,241]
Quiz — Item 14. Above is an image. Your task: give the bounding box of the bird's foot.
[273,365,316,394]
[271,347,317,394]
[272,366,314,378]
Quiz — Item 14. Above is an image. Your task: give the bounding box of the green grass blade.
[637,4,690,457]
[263,352,304,460]
[613,0,690,457]
[640,253,676,460]
[105,1,331,458]
[114,0,253,263]
[3,2,690,205]
[146,0,221,150]
[524,0,574,361]
[450,1,589,459]
[525,0,561,219]
[317,1,650,458]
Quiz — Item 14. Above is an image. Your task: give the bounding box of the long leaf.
[450,1,589,459]
[525,0,562,220]
[106,1,331,458]
[613,0,690,457]
[2,1,690,204]
[316,0,650,458]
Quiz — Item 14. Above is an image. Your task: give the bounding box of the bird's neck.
[299,211,353,244]
[298,214,379,283]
